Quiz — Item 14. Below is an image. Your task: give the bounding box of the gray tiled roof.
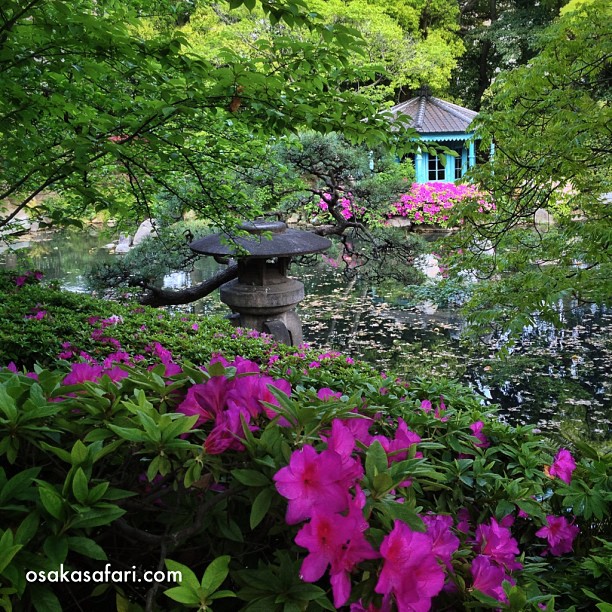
[389,95,477,134]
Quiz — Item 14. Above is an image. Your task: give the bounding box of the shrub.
[390,183,495,227]
[0,271,290,369]
[0,271,610,611]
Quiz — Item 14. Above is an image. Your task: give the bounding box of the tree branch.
[138,264,239,307]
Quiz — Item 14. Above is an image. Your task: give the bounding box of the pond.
[1,228,610,440]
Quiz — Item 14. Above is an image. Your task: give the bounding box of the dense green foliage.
[0,272,283,369]
[447,0,611,334]
[451,0,568,109]
[1,0,410,236]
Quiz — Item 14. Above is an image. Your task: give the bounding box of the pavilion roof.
[389,94,478,134]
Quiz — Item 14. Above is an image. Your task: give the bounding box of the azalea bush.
[1,354,611,611]
[0,271,610,611]
[0,271,290,369]
[389,183,495,227]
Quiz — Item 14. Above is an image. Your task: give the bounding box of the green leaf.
[38,485,64,520]
[383,502,426,532]
[0,386,17,420]
[43,535,68,566]
[201,555,231,593]
[163,586,200,606]
[232,469,270,487]
[0,467,40,504]
[69,505,126,528]
[29,584,62,612]
[67,536,108,560]
[15,512,39,545]
[72,468,89,504]
[70,440,89,465]
[365,440,388,477]
[106,424,148,442]
[0,534,22,574]
[250,488,273,530]
[165,559,200,592]
[40,442,73,463]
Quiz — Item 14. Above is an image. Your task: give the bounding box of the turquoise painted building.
[389,94,480,184]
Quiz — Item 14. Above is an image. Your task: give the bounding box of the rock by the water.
[115,234,131,254]
[132,219,155,246]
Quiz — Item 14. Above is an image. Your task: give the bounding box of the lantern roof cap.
[189,220,332,259]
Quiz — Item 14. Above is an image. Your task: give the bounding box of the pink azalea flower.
[317,387,342,401]
[475,518,522,571]
[177,377,230,426]
[470,555,514,603]
[469,421,490,448]
[321,420,364,482]
[274,446,353,524]
[535,515,579,556]
[63,362,104,385]
[499,514,515,528]
[548,449,576,484]
[339,412,374,447]
[105,366,129,382]
[25,309,47,320]
[422,514,460,569]
[350,599,392,612]
[375,520,446,612]
[248,376,292,425]
[420,399,432,413]
[231,356,260,375]
[204,407,254,455]
[14,275,27,287]
[296,494,378,607]
[372,419,422,470]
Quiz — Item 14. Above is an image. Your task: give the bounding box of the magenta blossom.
[456,508,471,534]
[295,491,378,608]
[422,514,460,569]
[469,421,490,448]
[203,406,256,455]
[470,555,514,603]
[63,363,104,385]
[317,387,342,401]
[548,449,576,484]
[274,446,355,524]
[177,377,230,426]
[375,520,446,612]
[475,518,522,571]
[535,515,579,556]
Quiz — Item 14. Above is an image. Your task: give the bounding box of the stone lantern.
[189,220,331,345]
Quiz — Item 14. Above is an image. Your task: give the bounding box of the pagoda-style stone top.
[189,221,331,259]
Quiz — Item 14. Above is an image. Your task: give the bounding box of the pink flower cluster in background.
[390,183,495,225]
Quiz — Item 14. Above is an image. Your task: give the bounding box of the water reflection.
[1,229,610,438]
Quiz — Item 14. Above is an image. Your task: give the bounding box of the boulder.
[132,219,155,246]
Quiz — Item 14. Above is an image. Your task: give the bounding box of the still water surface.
[1,229,609,439]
